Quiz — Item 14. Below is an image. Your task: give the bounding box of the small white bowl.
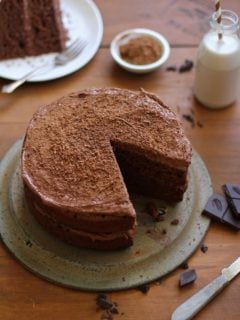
[110,28,170,74]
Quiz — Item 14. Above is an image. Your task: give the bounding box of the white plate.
[0,0,103,82]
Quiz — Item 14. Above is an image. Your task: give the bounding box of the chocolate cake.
[21,88,192,250]
[0,0,66,60]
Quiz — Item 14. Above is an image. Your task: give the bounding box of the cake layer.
[24,185,135,233]
[28,198,134,250]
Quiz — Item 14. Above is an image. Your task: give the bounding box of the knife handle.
[171,274,229,320]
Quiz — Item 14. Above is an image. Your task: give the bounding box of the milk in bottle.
[194,10,240,109]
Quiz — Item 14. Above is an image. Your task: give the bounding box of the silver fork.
[1,38,88,94]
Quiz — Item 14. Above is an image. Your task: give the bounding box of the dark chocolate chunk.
[200,243,208,253]
[179,269,197,287]
[202,193,240,230]
[180,262,189,269]
[179,59,194,73]
[137,283,150,294]
[223,184,240,218]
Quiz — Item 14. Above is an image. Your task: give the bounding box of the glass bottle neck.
[210,9,239,36]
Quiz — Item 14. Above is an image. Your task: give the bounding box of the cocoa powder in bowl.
[119,36,163,65]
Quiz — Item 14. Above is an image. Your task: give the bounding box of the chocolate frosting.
[22,88,192,220]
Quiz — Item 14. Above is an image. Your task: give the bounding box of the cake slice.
[0,0,66,60]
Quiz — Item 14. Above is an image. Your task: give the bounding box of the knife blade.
[171,257,240,320]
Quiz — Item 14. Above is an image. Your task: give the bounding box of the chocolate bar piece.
[179,269,197,287]
[223,184,240,219]
[202,193,240,231]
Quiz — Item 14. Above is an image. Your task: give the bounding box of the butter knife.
[171,257,240,320]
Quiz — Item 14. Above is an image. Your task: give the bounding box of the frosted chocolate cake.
[0,0,66,60]
[21,88,192,250]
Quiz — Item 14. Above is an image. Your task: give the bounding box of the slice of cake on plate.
[0,0,67,60]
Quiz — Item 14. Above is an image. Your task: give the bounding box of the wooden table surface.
[0,1,240,319]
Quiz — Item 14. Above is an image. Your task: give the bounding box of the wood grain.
[0,0,240,319]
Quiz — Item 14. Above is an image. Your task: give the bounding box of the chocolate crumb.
[171,219,179,225]
[197,120,204,128]
[180,262,189,269]
[145,202,167,222]
[179,59,194,73]
[155,215,165,222]
[161,229,167,235]
[96,293,114,310]
[182,114,195,127]
[101,310,113,320]
[96,294,120,319]
[111,307,119,315]
[166,65,177,71]
[200,243,208,253]
[137,283,150,294]
[25,239,33,247]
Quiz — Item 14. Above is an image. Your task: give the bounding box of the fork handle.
[1,64,47,93]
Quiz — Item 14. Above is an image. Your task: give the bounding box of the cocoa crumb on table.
[182,114,195,127]
[96,293,120,319]
[180,262,189,269]
[137,283,151,294]
[200,243,208,253]
[166,65,177,71]
[179,59,194,73]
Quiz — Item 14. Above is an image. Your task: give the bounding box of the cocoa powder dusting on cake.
[119,36,162,65]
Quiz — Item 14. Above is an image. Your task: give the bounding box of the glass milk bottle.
[194,10,240,109]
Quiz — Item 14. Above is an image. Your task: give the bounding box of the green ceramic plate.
[0,139,212,291]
